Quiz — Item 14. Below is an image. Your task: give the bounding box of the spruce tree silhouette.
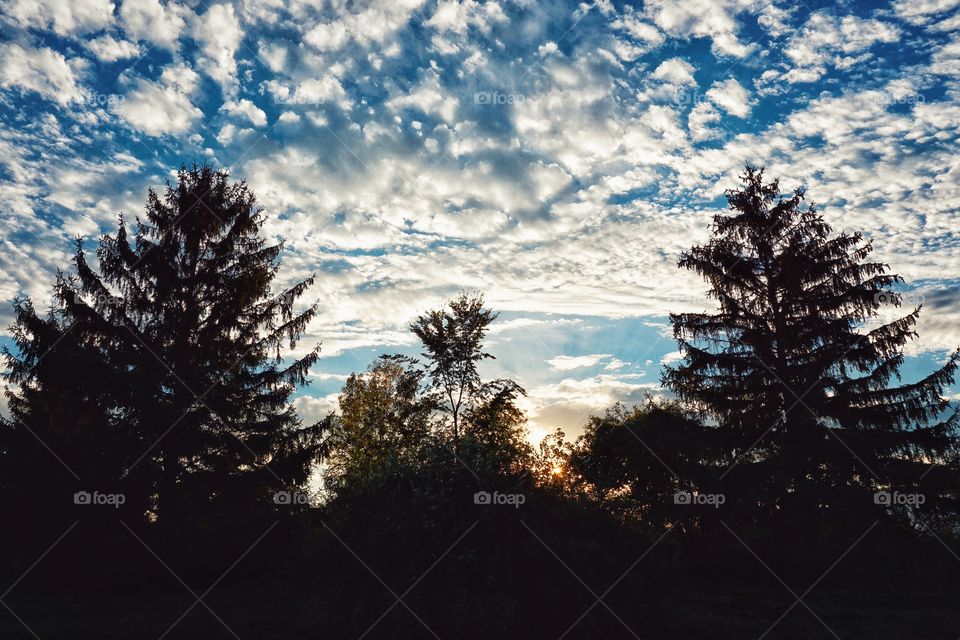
[663,166,960,538]
[2,165,323,579]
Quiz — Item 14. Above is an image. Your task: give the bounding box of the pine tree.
[3,165,322,531]
[663,167,959,526]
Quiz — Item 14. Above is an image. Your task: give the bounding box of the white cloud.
[651,58,696,85]
[293,394,340,425]
[120,0,189,49]
[192,3,244,92]
[706,78,751,117]
[929,32,960,76]
[86,35,141,62]
[612,7,665,52]
[220,98,267,126]
[216,123,237,144]
[425,0,507,36]
[689,101,722,141]
[304,22,350,51]
[643,0,755,58]
[604,358,627,371]
[777,11,900,85]
[757,3,793,38]
[488,317,584,335]
[660,350,684,366]
[0,43,82,106]
[538,41,559,57]
[547,354,613,371]
[2,0,959,436]
[5,0,114,36]
[294,76,351,109]
[894,0,960,25]
[115,64,202,135]
[301,0,426,53]
[519,374,660,434]
[386,71,457,123]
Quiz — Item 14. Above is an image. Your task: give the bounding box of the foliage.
[323,293,532,504]
[565,397,728,528]
[323,355,432,495]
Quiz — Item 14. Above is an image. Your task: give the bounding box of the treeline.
[1,164,958,636]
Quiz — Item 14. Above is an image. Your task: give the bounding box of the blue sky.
[0,0,958,440]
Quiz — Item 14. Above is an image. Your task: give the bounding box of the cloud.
[706,78,751,117]
[264,75,352,110]
[773,11,900,85]
[192,3,244,92]
[293,394,340,425]
[0,43,82,106]
[301,0,425,53]
[612,7,665,52]
[120,0,190,49]
[651,58,696,85]
[547,354,613,371]
[894,0,960,25]
[660,351,684,366]
[605,358,627,371]
[643,0,756,58]
[220,98,267,126]
[689,102,722,140]
[86,35,141,62]
[4,0,115,36]
[2,0,960,436]
[520,374,660,434]
[114,64,203,135]
[304,21,350,52]
[385,70,457,123]
[425,0,507,36]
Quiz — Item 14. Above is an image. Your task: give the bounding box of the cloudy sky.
[1,0,959,441]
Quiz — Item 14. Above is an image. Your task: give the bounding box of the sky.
[0,0,959,442]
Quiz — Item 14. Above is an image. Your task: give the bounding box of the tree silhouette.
[1,291,146,535]
[409,292,529,469]
[565,398,725,528]
[3,165,323,534]
[410,293,496,445]
[663,166,959,527]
